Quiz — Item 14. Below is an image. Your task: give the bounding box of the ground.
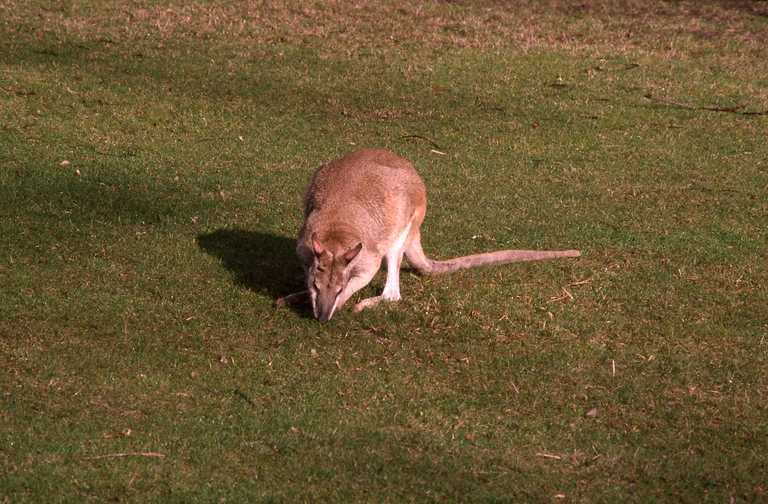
[1,1,767,501]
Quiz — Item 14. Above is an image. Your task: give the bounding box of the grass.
[2,0,767,501]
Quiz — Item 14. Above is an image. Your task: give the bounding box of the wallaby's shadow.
[197,228,308,314]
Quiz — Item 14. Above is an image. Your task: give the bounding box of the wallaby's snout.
[305,233,363,321]
[313,291,338,322]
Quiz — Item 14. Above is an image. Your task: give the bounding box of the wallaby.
[277,148,580,321]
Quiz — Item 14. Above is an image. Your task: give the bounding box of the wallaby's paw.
[354,293,403,312]
[275,290,309,308]
[354,296,383,312]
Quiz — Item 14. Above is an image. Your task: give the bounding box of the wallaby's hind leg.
[402,206,431,274]
[354,221,412,312]
[403,229,432,274]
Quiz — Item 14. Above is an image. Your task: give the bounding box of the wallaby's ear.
[311,232,325,257]
[342,242,363,264]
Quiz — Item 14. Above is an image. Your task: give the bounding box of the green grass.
[2,1,767,501]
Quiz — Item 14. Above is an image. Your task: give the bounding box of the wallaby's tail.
[404,233,580,275]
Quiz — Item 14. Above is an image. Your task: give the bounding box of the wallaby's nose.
[317,307,333,322]
[315,297,337,322]
[315,295,338,322]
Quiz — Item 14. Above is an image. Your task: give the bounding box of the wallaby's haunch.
[277,149,580,322]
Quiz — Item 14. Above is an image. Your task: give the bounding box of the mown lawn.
[1,1,767,501]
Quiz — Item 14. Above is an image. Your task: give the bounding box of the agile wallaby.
[277,148,580,321]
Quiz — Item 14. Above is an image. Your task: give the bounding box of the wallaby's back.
[300,149,427,254]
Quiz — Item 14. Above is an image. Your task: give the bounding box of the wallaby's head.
[308,233,362,322]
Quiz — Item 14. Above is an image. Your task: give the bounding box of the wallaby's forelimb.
[353,295,386,312]
[275,290,309,307]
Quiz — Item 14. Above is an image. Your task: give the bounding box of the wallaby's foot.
[276,290,309,307]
